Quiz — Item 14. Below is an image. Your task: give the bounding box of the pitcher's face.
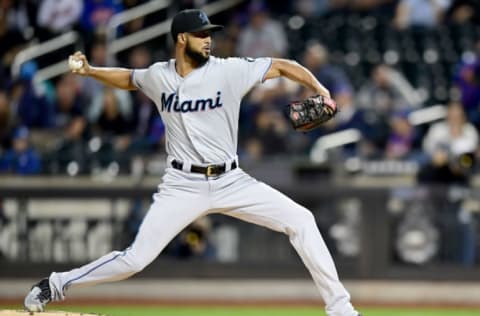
[185,30,212,65]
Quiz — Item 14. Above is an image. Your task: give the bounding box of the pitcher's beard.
[186,43,209,66]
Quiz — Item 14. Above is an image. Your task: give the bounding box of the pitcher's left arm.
[264,58,330,98]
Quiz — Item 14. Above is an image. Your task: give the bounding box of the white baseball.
[69,56,83,70]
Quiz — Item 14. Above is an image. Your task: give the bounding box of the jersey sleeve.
[130,64,157,99]
[225,57,272,99]
[131,68,149,90]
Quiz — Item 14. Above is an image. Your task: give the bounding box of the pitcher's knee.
[286,208,317,237]
[117,249,150,274]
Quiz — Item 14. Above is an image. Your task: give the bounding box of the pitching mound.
[0,311,105,316]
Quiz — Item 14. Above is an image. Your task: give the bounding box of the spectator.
[37,0,83,39]
[241,75,293,161]
[323,90,366,133]
[119,47,165,157]
[121,0,149,35]
[88,87,133,167]
[80,0,123,34]
[128,46,154,128]
[419,100,480,267]
[127,46,165,152]
[418,101,478,184]
[1,0,32,35]
[385,110,419,160]
[128,45,151,69]
[240,67,297,138]
[453,54,480,125]
[46,73,88,172]
[89,88,132,137]
[129,90,165,154]
[241,137,264,162]
[357,64,422,116]
[251,108,289,157]
[294,0,332,18]
[212,17,242,58]
[0,126,41,175]
[12,62,55,129]
[446,0,480,24]
[0,0,28,78]
[394,0,452,30]
[300,42,353,99]
[54,74,87,141]
[167,217,216,260]
[81,41,109,104]
[0,90,14,151]
[236,1,288,58]
[314,89,384,159]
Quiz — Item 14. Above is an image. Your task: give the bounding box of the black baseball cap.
[171,9,223,42]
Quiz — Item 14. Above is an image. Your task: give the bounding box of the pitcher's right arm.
[69,51,137,91]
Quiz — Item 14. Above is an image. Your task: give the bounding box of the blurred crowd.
[0,0,480,186]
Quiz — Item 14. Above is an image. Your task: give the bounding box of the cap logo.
[198,11,209,24]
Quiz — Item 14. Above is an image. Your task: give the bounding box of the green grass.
[3,305,480,316]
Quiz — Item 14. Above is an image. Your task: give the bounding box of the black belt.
[171,159,237,177]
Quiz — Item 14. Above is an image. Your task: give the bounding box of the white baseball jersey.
[131,56,272,164]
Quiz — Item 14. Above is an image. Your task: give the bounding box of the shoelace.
[35,281,51,303]
[36,289,51,303]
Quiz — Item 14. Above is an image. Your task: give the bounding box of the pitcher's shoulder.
[209,56,243,65]
[151,60,172,69]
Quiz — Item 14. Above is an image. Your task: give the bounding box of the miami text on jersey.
[161,91,223,113]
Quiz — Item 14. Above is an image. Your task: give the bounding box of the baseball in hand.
[68,56,83,70]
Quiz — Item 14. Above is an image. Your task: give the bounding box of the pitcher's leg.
[287,209,356,316]
[216,171,358,316]
[47,185,210,300]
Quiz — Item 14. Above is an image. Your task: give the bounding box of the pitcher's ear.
[179,33,186,44]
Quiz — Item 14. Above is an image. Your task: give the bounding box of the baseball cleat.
[24,278,52,312]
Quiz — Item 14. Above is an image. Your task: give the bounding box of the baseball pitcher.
[24,9,360,316]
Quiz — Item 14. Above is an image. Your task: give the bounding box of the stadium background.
[1,0,480,315]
